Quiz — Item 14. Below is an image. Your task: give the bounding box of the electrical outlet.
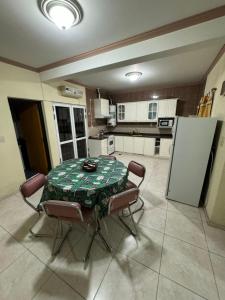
[0,136,5,143]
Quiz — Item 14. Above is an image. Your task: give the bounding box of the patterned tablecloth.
[40,157,128,217]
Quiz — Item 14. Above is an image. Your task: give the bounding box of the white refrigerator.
[166,117,217,207]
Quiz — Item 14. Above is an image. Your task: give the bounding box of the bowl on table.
[82,160,98,172]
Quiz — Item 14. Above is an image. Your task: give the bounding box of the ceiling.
[70,39,225,91]
[0,0,225,68]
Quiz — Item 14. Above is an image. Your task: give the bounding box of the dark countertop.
[88,136,108,140]
[89,132,173,140]
[105,132,173,139]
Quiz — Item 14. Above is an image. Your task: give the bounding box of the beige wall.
[0,62,86,199]
[204,51,225,226]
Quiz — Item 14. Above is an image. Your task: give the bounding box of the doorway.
[9,98,51,178]
[53,104,88,162]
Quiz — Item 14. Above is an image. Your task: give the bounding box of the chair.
[125,161,146,215]
[107,188,140,236]
[20,173,48,237]
[41,200,111,261]
[99,155,117,160]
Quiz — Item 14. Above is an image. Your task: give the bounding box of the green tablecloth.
[40,157,128,217]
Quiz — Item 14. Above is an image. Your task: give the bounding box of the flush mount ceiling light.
[39,0,82,30]
[125,72,142,82]
[152,95,159,99]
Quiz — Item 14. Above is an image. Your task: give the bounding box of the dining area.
[20,155,146,266]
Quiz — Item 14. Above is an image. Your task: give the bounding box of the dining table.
[40,157,129,217]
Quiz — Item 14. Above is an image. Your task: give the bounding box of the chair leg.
[29,212,53,238]
[52,221,72,256]
[84,229,97,263]
[128,207,138,236]
[122,196,145,217]
[97,219,112,252]
[118,215,136,237]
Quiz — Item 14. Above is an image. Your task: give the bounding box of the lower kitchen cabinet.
[124,136,134,153]
[133,137,145,154]
[115,136,124,152]
[143,138,155,156]
[159,138,173,157]
[88,139,108,157]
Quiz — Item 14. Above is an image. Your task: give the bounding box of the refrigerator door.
[166,117,217,207]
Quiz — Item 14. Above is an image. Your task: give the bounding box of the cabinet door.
[143,138,155,156]
[147,101,158,122]
[115,136,124,152]
[158,101,169,118]
[158,99,177,118]
[159,138,172,157]
[123,136,134,153]
[117,104,125,122]
[133,137,144,154]
[167,99,177,117]
[125,103,137,122]
[101,99,109,117]
[101,139,108,155]
[136,101,148,122]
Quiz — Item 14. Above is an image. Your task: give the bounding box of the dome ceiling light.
[125,72,142,82]
[39,0,82,30]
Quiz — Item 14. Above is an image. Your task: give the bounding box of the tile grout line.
[200,211,221,300]
[159,274,208,300]
[155,198,168,300]
[0,223,86,300]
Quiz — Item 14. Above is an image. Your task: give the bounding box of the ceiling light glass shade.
[39,0,82,30]
[125,72,142,82]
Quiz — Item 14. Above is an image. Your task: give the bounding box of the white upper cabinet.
[94,98,110,118]
[117,103,125,122]
[125,102,137,122]
[136,101,149,122]
[147,101,158,122]
[116,99,178,122]
[158,99,178,118]
[117,102,136,122]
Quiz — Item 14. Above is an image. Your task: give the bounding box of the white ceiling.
[0,0,225,67]
[70,39,225,91]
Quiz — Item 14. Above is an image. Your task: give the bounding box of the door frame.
[53,103,88,162]
[8,98,52,176]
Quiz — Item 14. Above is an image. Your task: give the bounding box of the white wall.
[204,51,225,226]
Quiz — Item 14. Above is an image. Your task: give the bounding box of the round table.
[40,157,128,217]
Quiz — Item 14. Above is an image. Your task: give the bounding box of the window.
[118,104,125,120]
[148,102,158,121]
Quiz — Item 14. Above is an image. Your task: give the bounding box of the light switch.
[0,136,5,143]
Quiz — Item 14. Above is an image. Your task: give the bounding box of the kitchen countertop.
[89,132,173,140]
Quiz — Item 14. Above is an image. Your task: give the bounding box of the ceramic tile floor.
[1,153,225,299]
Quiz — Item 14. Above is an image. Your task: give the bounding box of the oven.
[107,135,115,154]
[158,117,175,128]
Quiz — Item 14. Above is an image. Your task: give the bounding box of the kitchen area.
[88,96,177,159]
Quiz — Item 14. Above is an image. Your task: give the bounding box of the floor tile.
[167,201,201,221]
[33,274,84,300]
[210,253,225,300]
[29,222,84,265]
[141,187,168,211]
[134,207,167,233]
[0,251,52,300]
[157,276,205,300]
[49,237,112,300]
[0,226,25,273]
[203,222,225,258]
[160,235,218,300]
[118,224,163,272]
[165,211,207,249]
[95,253,158,300]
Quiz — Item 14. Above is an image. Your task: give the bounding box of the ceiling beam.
[38,5,225,72]
[40,16,225,82]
